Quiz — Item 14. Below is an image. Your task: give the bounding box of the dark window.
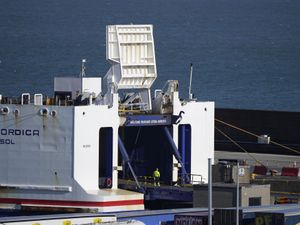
[249,197,261,206]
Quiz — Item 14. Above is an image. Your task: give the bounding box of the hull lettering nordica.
[0,129,39,136]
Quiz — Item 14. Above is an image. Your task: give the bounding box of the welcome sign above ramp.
[123,115,172,127]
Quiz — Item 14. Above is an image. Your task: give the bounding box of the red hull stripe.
[0,198,144,207]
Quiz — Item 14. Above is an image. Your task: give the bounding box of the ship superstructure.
[0,25,214,212]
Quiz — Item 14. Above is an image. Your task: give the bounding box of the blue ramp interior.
[118,126,174,184]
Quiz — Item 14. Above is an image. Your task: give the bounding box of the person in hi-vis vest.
[153,168,160,186]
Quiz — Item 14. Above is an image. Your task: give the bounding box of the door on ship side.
[99,127,113,189]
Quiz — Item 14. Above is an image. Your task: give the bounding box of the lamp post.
[208,158,212,225]
[236,161,240,225]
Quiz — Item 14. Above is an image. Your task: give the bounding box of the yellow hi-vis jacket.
[153,170,160,178]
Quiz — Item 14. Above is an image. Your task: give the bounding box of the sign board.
[124,115,172,127]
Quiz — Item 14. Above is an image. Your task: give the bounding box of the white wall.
[82,77,102,96]
[173,92,215,183]
[73,94,119,190]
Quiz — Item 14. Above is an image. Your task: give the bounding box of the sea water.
[0,0,299,111]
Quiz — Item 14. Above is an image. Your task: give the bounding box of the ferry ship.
[0,24,214,213]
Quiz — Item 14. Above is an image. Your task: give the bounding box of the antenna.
[188,63,193,100]
[80,59,86,77]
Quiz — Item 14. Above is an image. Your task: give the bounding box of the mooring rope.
[215,118,300,155]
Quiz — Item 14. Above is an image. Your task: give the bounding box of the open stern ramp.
[106,24,157,89]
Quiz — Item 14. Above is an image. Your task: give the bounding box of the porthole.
[1,107,9,115]
[14,109,20,116]
[50,110,57,117]
[39,108,49,116]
